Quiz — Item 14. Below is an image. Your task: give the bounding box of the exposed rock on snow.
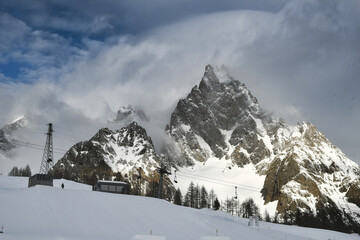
[164,64,360,232]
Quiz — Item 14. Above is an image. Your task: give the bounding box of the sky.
[0,0,359,172]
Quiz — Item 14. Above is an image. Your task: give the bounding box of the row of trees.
[262,208,360,234]
[8,165,32,177]
[174,182,261,216]
[173,182,220,210]
[222,197,259,218]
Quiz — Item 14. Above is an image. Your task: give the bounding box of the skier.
[61,183,64,189]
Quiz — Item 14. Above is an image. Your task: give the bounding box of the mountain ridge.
[164,64,360,232]
[51,64,359,233]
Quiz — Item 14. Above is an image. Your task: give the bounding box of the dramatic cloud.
[0,0,359,173]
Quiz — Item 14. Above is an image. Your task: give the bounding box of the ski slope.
[0,176,358,240]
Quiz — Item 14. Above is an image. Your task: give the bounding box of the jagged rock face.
[165,64,360,232]
[166,65,270,166]
[52,122,173,196]
[346,180,360,208]
[261,122,360,220]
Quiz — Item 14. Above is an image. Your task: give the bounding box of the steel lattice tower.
[39,123,54,174]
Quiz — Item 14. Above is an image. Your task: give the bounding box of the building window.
[100,185,108,191]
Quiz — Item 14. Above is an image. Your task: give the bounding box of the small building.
[28,174,53,188]
[93,180,129,194]
[93,180,130,194]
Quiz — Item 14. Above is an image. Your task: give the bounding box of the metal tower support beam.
[39,123,54,174]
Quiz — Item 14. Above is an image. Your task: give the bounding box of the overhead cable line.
[13,141,66,155]
[176,171,261,192]
[12,139,68,152]
[180,171,262,190]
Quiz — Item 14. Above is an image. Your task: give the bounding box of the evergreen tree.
[184,182,195,208]
[264,210,271,222]
[200,186,208,209]
[8,166,19,176]
[194,184,200,209]
[174,188,183,206]
[8,165,32,177]
[213,198,220,210]
[241,198,259,218]
[23,164,31,176]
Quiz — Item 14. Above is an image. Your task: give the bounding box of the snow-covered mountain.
[109,105,149,127]
[164,65,360,232]
[0,116,28,152]
[52,122,173,197]
[49,64,359,233]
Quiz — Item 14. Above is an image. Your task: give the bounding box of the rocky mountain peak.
[111,105,149,127]
[166,64,267,166]
[52,121,160,186]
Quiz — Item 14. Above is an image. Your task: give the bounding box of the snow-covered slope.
[165,65,360,232]
[0,176,358,240]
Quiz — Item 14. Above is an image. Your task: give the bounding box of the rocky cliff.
[164,65,360,232]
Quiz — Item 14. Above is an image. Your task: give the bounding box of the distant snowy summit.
[1,116,28,136]
[109,105,149,127]
[0,116,28,152]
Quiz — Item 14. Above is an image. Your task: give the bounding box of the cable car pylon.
[39,123,54,174]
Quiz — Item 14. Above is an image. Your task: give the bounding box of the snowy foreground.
[0,176,358,240]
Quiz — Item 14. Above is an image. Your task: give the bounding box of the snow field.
[1,176,359,240]
[176,159,281,218]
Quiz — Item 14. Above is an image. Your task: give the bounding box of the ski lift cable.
[13,141,65,154]
[176,171,262,190]
[15,126,88,144]
[12,139,68,152]
[176,172,260,193]
[21,125,89,141]
[13,142,66,155]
